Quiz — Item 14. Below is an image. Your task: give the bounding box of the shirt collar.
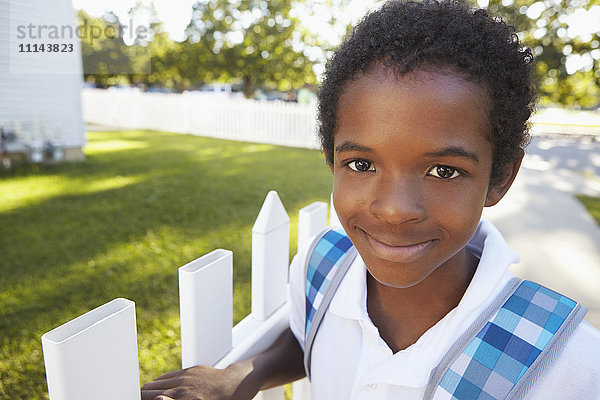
[461,219,520,313]
[328,219,518,321]
[325,219,520,388]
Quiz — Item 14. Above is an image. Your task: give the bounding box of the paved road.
[483,135,600,328]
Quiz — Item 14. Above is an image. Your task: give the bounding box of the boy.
[142,1,600,399]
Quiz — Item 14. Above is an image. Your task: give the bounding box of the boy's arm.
[141,327,305,400]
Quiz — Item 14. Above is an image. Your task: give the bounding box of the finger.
[153,369,186,381]
[142,378,181,390]
[141,389,172,400]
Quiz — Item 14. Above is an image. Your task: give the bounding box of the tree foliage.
[80,0,318,96]
[79,0,599,106]
[483,0,600,108]
[79,10,142,86]
[129,2,189,91]
[184,0,317,96]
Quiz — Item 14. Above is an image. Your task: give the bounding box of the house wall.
[0,0,85,161]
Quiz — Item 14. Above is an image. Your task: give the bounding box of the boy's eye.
[347,159,375,172]
[427,165,461,179]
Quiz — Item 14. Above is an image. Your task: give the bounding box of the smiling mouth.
[359,229,437,263]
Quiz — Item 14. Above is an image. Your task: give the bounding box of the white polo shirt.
[288,220,600,399]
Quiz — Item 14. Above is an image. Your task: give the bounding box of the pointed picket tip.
[252,191,289,234]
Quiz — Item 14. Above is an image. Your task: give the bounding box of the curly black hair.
[317,0,536,184]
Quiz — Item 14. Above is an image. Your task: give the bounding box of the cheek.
[427,184,486,207]
[332,175,350,216]
[426,184,487,229]
[332,173,368,220]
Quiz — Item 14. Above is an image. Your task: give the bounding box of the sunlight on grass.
[0,176,67,212]
[0,175,146,213]
[241,144,277,153]
[85,139,150,154]
[84,130,153,154]
[83,175,146,193]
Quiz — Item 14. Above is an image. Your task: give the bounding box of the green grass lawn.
[577,195,600,225]
[0,130,333,399]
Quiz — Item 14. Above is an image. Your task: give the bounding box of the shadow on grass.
[0,130,332,399]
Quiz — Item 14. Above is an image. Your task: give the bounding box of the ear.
[484,150,524,207]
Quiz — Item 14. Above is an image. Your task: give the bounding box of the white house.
[0,0,85,161]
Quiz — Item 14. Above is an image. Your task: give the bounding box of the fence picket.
[179,249,233,368]
[251,191,290,321]
[41,298,140,400]
[255,387,286,400]
[298,201,328,249]
[292,379,311,400]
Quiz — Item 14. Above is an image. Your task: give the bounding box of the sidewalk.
[483,136,600,329]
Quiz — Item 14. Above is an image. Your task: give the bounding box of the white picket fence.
[41,191,338,400]
[82,89,600,146]
[81,89,321,149]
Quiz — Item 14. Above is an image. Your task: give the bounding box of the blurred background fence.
[82,89,321,149]
[82,88,600,150]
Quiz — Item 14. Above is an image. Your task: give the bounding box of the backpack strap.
[425,279,588,400]
[303,227,357,379]
[301,229,588,396]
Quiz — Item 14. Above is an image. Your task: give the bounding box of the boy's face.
[331,67,519,289]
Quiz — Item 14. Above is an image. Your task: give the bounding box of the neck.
[366,248,478,352]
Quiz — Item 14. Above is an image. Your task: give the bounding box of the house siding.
[0,0,85,160]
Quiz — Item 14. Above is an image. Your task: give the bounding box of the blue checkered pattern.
[305,228,353,335]
[433,280,577,400]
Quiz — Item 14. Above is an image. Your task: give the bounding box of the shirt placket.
[351,318,393,399]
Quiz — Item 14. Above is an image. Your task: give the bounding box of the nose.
[369,174,426,224]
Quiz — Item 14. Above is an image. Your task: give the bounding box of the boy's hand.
[141,360,259,400]
[141,328,305,400]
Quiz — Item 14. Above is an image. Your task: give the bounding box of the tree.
[299,0,600,108]
[184,0,318,97]
[485,0,599,108]
[79,10,138,86]
[127,2,190,91]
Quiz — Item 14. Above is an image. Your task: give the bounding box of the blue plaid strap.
[428,280,587,400]
[303,227,356,379]
[300,230,587,392]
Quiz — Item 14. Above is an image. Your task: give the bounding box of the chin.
[363,257,441,290]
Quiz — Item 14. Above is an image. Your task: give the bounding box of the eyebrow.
[335,141,480,164]
[335,141,372,153]
[425,147,480,164]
